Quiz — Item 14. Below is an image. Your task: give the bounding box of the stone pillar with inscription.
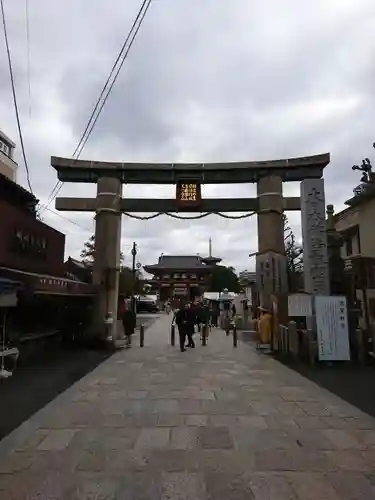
[92,176,122,345]
[256,175,288,312]
[300,178,330,296]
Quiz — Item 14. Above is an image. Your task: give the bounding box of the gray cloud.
[1,0,375,274]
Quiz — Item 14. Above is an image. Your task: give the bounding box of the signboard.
[173,284,188,296]
[300,179,330,295]
[288,294,312,317]
[176,181,201,206]
[315,295,350,361]
[0,292,18,307]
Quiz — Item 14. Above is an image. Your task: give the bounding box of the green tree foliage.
[80,235,145,294]
[283,215,304,292]
[209,265,240,293]
[80,235,124,264]
[119,266,144,296]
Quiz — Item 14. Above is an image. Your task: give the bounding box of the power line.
[40,0,153,215]
[1,0,33,193]
[42,206,93,233]
[72,0,150,159]
[75,0,152,159]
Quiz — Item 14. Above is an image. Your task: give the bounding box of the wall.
[0,200,65,275]
[358,198,375,258]
[0,152,17,182]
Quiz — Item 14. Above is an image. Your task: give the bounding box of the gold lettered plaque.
[176,181,202,207]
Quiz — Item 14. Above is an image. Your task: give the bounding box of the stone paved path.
[1,314,375,499]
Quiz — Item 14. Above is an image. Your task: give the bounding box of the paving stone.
[237,416,268,430]
[76,449,148,472]
[148,450,197,472]
[197,427,234,450]
[65,473,121,499]
[0,452,34,474]
[296,401,333,417]
[209,415,238,427]
[205,471,254,499]
[249,401,280,416]
[135,428,171,449]
[86,428,140,451]
[178,399,204,414]
[127,390,149,399]
[185,414,209,427]
[124,399,154,414]
[37,429,77,451]
[170,427,197,449]
[12,429,50,452]
[325,450,371,471]
[344,416,375,430]
[288,428,337,450]
[157,413,186,427]
[287,472,340,500]
[352,429,375,447]
[2,315,375,498]
[161,472,206,500]
[248,472,298,499]
[326,471,375,499]
[233,429,297,452]
[263,415,299,430]
[117,472,162,499]
[154,399,180,413]
[322,429,364,449]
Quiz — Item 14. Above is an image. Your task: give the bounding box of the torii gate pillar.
[256,175,288,313]
[92,176,122,344]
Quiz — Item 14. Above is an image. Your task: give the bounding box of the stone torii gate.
[51,153,330,344]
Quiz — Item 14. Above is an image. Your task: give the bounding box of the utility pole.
[131,242,137,314]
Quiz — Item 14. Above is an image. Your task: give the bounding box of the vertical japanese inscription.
[300,178,330,295]
[176,181,201,205]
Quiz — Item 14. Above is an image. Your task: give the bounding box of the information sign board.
[315,295,350,361]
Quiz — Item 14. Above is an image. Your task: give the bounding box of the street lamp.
[131,242,138,314]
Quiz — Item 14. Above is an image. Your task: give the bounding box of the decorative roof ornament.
[351,145,374,198]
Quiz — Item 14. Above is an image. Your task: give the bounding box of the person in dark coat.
[122,298,136,346]
[174,302,195,352]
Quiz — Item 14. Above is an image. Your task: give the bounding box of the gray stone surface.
[300,178,330,295]
[1,314,375,499]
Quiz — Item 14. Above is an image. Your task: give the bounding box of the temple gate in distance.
[51,153,331,345]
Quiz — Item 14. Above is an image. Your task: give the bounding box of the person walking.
[121,298,136,347]
[174,302,195,352]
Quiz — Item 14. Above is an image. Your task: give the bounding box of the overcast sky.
[1,0,375,273]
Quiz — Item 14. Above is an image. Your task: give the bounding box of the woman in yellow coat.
[257,306,273,346]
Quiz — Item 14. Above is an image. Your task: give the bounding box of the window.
[345,237,353,256]
[0,140,10,156]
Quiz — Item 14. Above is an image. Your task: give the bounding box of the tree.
[80,235,96,263]
[209,265,240,293]
[119,266,143,296]
[283,215,304,292]
[80,235,124,264]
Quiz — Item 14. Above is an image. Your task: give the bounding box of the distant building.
[334,180,375,327]
[144,254,220,302]
[0,129,17,182]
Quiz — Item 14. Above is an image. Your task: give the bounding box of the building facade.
[334,181,375,329]
[0,141,97,344]
[0,129,17,182]
[143,255,219,302]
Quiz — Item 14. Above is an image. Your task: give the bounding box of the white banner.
[288,294,312,317]
[315,296,350,361]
